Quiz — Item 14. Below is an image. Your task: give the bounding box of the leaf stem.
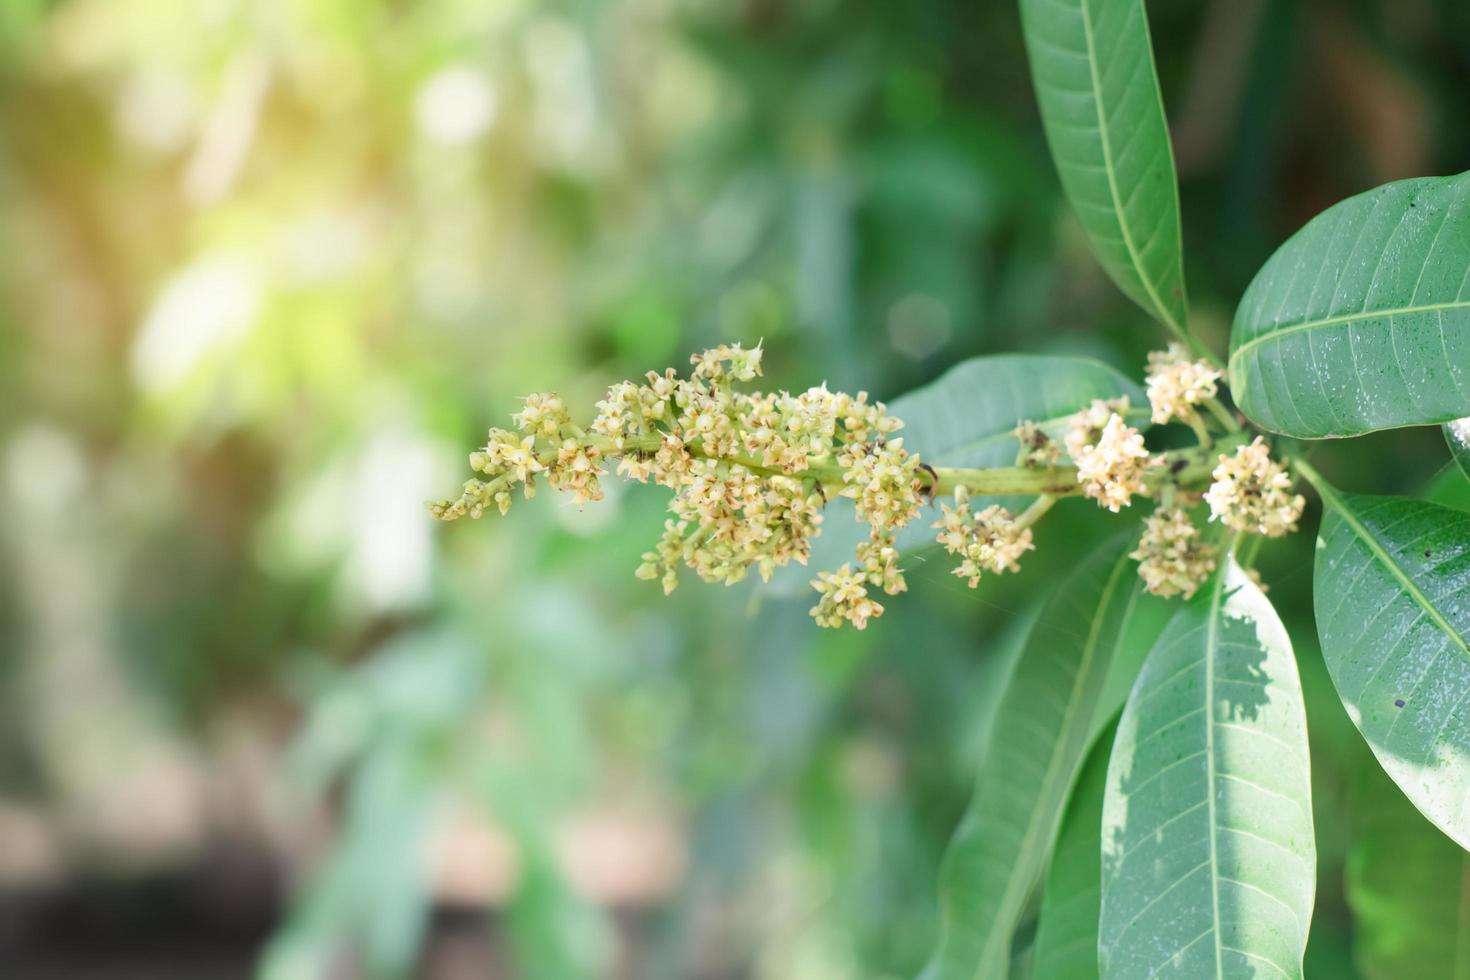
[1203,397,1242,433]
[1187,413,1214,448]
[1016,494,1058,528]
[1288,456,1335,507]
[1183,332,1227,373]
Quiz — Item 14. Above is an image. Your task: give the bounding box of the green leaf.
[766,354,1146,595]
[1019,0,1189,335]
[1033,722,1116,980]
[1427,463,1470,513]
[1229,171,1470,438]
[922,533,1171,980]
[1448,418,1470,483]
[1308,481,1470,848]
[889,354,1148,470]
[1100,558,1316,979]
[1346,762,1470,980]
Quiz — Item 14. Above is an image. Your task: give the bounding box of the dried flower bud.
[1014,420,1062,468]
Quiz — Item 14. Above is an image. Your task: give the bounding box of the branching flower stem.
[1203,396,1243,434]
[588,432,1247,500]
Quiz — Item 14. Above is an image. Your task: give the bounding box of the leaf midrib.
[1203,567,1227,977]
[1318,486,1470,664]
[1075,0,1184,337]
[1229,298,1470,375]
[972,551,1131,979]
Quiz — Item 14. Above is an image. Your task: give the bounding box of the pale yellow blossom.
[810,565,884,629]
[1130,507,1216,598]
[1203,437,1304,537]
[1073,414,1158,512]
[1145,344,1222,425]
[932,486,1034,587]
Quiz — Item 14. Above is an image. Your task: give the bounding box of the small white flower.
[1145,344,1222,425]
[1064,397,1130,464]
[1072,413,1157,512]
[810,565,884,629]
[931,487,1034,587]
[512,392,568,439]
[1203,437,1303,537]
[1130,507,1216,598]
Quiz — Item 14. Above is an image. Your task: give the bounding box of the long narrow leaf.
[1032,722,1116,979]
[922,534,1170,979]
[1100,558,1316,978]
[1019,0,1190,335]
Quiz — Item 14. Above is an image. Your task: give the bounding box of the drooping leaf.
[1032,722,1116,980]
[1309,483,1470,848]
[1448,417,1470,483]
[767,354,1146,594]
[1019,0,1190,335]
[922,533,1171,980]
[1229,171,1470,438]
[1099,559,1316,979]
[1346,761,1470,980]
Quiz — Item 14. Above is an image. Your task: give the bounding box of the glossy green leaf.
[922,534,1171,980]
[1230,172,1470,437]
[1427,463,1470,513]
[1019,0,1189,335]
[889,354,1147,470]
[1346,762,1470,980]
[1448,417,1470,483]
[1310,483,1470,848]
[1100,559,1316,979]
[1033,723,1115,980]
[768,354,1146,594]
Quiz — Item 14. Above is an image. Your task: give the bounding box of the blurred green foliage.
[0,0,1467,977]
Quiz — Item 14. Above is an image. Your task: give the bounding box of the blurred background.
[0,0,1467,977]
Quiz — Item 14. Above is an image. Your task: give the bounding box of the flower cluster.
[1203,437,1305,537]
[811,565,885,630]
[805,527,910,630]
[1064,398,1159,512]
[432,342,933,628]
[1145,344,1223,425]
[932,486,1034,587]
[1130,506,1217,598]
[429,392,608,521]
